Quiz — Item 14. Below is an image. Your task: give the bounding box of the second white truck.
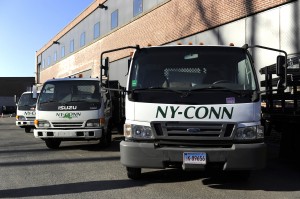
[16,91,39,133]
[33,77,111,149]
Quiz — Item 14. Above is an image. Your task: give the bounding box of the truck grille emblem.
[187,128,201,133]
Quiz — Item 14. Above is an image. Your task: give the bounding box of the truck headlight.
[124,124,153,139]
[234,125,264,140]
[35,120,51,128]
[86,119,100,127]
[16,115,25,120]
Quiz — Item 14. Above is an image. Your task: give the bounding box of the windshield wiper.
[67,100,87,103]
[39,99,57,104]
[130,87,184,94]
[189,86,245,95]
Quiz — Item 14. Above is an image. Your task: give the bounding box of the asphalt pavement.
[0,117,300,199]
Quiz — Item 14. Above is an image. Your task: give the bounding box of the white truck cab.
[33,78,111,149]
[16,91,39,133]
[101,44,270,180]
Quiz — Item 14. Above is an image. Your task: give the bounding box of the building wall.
[37,0,296,85]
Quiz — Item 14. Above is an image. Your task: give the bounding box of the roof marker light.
[188,42,193,45]
[229,43,235,46]
[177,42,182,45]
[199,42,204,45]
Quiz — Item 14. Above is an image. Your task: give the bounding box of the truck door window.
[237,57,256,90]
[40,84,55,103]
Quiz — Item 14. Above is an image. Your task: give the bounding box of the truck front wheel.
[45,139,61,149]
[127,167,141,180]
[227,170,251,181]
[25,127,31,133]
[99,128,112,147]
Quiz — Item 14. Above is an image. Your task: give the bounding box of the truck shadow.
[1,164,299,198]
[201,161,300,191]
[55,135,124,152]
[0,169,202,198]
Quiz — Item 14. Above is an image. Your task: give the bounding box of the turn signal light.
[100,117,105,126]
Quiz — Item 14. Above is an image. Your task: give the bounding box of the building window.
[94,22,100,39]
[80,32,86,47]
[111,9,118,29]
[61,46,65,58]
[54,51,57,62]
[47,56,51,66]
[70,39,74,53]
[133,0,143,17]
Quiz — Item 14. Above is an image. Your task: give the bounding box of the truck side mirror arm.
[100,45,140,84]
[245,44,288,90]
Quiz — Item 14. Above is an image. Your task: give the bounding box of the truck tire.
[99,128,112,147]
[263,120,272,136]
[45,139,61,149]
[127,167,141,180]
[228,170,251,181]
[25,127,31,133]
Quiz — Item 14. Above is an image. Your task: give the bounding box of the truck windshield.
[38,80,101,110]
[18,93,38,110]
[129,46,258,92]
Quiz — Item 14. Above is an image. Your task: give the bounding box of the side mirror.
[102,57,109,77]
[276,55,285,77]
[32,85,37,99]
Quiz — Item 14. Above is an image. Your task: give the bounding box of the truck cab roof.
[44,77,99,83]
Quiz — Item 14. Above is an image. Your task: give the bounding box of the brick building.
[36,0,298,86]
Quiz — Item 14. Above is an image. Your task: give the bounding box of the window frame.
[61,46,65,58]
[94,22,100,39]
[53,51,57,62]
[80,32,86,47]
[111,9,119,30]
[133,0,143,17]
[70,39,74,53]
[47,56,51,66]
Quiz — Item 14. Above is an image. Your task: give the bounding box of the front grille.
[152,122,235,140]
[52,122,84,128]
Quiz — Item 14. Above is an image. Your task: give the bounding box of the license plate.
[58,132,73,137]
[183,152,206,164]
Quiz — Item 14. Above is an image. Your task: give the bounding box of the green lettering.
[222,107,234,119]
[156,106,168,118]
[170,106,179,118]
[209,107,221,119]
[184,106,195,119]
[195,106,208,119]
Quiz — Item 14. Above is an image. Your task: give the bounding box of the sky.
[0,0,94,77]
